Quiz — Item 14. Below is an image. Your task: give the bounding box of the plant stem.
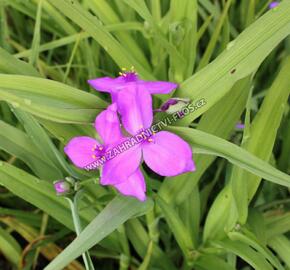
[67,190,95,270]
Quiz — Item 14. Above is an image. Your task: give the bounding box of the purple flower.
[269,1,279,9]
[236,122,245,129]
[158,98,190,113]
[54,180,71,195]
[64,103,146,201]
[64,73,195,202]
[87,71,178,102]
[112,85,195,179]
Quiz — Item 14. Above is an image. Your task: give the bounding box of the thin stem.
[33,212,49,269]
[137,241,153,270]
[78,177,99,187]
[67,190,95,270]
[257,198,290,211]
[63,32,81,83]
[118,225,130,270]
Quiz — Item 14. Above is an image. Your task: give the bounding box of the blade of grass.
[231,56,290,224]
[214,239,273,270]
[47,0,154,79]
[44,197,153,270]
[0,226,21,267]
[87,0,150,70]
[0,120,62,180]
[268,235,290,268]
[29,0,42,66]
[0,218,84,270]
[157,196,195,264]
[197,0,232,71]
[166,126,290,188]
[175,1,290,126]
[0,74,107,123]
[0,162,120,252]
[159,76,251,205]
[126,219,177,270]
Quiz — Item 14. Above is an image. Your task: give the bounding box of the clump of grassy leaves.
[0,0,290,269]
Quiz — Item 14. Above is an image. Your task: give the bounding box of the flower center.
[147,137,154,143]
[91,144,106,159]
[138,128,156,144]
[121,71,138,82]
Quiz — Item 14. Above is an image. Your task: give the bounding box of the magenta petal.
[87,76,125,93]
[95,103,123,145]
[117,85,153,134]
[101,144,142,185]
[140,81,178,94]
[64,137,101,169]
[114,169,146,201]
[142,131,195,176]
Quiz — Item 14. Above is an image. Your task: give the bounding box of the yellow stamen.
[91,144,97,151]
[92,154,96,159]
[148,138,153,142]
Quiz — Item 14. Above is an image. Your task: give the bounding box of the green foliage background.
[0,0,290,269]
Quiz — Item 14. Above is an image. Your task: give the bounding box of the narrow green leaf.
[29,0,42,66]
[126,219,177,270]
[122,0,186,81]
[268,235,290,268]
[166,126,290,188]
[87,0,150,70]
[157,196,195,261]
[194,254,235,270]
[265,213,290,239]
[0,47,39,76]
[203,186,237,241]
[0,162,120,252]
[0,226,21,266]
[228,231,283,270]
[0,162,85,228]
[47,0,154,80]
[215,239,273,270]
[37,117,95,144]
[159,77,251,205]
[278,114,290,172]
[231,56,290,224]
[0,120,62,180]
[0,74,107,123]
[197,0,232,70]
[175,1,290,125]
[12,109,83,179]
[44,197,153,270]
[178,186,200,247]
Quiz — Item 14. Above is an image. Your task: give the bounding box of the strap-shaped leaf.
[47,0,154,79]
[0,74,107,123]
[166,126,290,187]
[175,1,290,125]
[214,239,273,270]
[44,197,153,270]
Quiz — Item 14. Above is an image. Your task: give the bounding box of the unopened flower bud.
[269,1,279,9]
[159,98,190,114]
[53,180,72,195]
[236,122,245,129]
